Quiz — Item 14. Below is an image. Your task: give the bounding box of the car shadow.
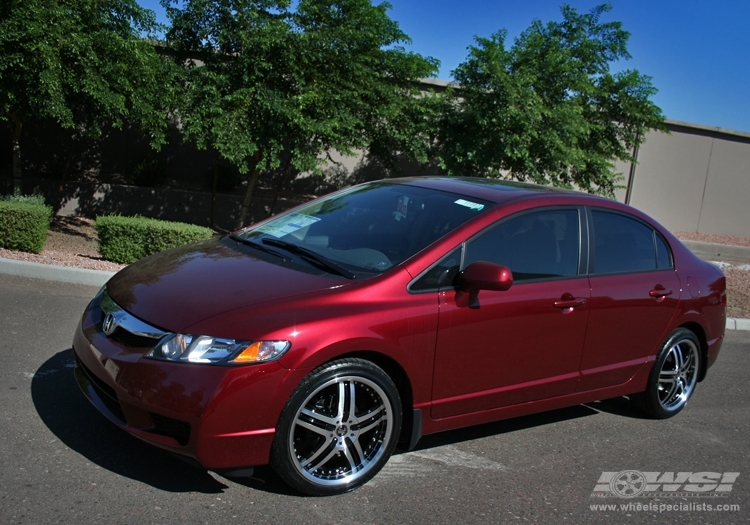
[225,467,303,496]
[403,404,598,454]
[583,396,653,419]
[31,349,228,494]
[403,394,652,455]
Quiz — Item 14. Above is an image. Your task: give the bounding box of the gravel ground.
[1,219,748,318]
[674,230,750,247]
[718,265,750,319]
[0,217,125,272]
[674,233,750,319]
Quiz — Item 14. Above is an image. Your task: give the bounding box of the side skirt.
[421,366,651,436]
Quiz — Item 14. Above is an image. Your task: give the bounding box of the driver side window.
[409,247,462,292]
[465,209,581,282]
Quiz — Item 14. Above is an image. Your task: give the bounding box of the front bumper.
[71,300,305,470]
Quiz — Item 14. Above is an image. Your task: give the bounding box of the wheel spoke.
[300,438,335,469]
[295,417,331,437]
[679,350,694,374]
[672,346,684,372]
[354,406,386,434]
[347,381,357,422]
[342,442,360,474]
[300,408,337,427]
[659,379,678,405]
[336,381,346,422]
[306,445,340,471]
[350,438,368,470]
[659,368,677,380]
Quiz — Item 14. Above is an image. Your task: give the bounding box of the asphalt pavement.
[0,272,748,524]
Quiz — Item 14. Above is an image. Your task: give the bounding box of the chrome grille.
[98,291,167,348]
[110,327,162,348]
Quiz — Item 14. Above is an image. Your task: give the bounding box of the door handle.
[554,294,586,310]
[649,288,673,298]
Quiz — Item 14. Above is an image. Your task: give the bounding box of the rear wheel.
[632,328,701,418]
[271,358,402,495]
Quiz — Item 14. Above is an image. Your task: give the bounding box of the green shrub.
[0,187,47,206]
[0,195,52,254]
[95,215,213,264]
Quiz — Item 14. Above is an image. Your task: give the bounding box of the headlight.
[145,334,290,365]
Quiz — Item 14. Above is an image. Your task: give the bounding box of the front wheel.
[631,328,701,419]
[270,358,402,495]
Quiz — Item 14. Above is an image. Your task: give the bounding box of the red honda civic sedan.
[73,177,726,495]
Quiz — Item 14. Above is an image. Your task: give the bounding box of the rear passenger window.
[465,209,580,282]
[592,210,672,274]
[656,233,672,269]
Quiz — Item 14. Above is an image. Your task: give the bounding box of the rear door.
[577,208,681,391]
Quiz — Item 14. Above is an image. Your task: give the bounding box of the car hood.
[105,238,349,332]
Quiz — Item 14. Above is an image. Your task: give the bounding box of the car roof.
[393,176,595,205]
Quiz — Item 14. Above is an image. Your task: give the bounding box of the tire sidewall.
[645,328,701,419]
[271,359,402,496]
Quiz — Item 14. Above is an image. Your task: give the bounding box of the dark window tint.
[656,234,672,269]
[410,247,462,292]
[464,209,580,282]
[592,210,670,274]
[238,182,492,275]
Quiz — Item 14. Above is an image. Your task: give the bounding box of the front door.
[430,208,590,419]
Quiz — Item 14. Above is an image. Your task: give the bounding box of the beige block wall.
[612,158,631,203]
[697,138,750,236]
[619,121,750,237]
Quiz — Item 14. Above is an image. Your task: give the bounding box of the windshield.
[234,181,492,277]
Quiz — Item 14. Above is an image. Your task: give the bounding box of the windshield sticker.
[454,199,485,211]
[394,195,409,221]
[256,213,321,238]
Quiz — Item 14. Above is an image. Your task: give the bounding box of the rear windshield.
[235,181,492,276]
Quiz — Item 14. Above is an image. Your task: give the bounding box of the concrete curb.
[682,241,750,264]
[726,318,750,331]
[0,258,114,287]
[1,257,749,330]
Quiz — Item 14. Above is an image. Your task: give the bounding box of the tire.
[270,358,402,496]
[631,328,701,419]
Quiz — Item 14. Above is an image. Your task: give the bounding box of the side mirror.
[458,261,513,294]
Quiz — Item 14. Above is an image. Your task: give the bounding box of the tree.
[435,3,665,197]
[163,0,438,228]
[291,0,441,174]
[0,0,174,191]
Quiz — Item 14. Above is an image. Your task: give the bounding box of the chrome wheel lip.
[289,374,394,488]
[657,339,699,411]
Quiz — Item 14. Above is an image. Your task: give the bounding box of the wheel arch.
[678,321,709,382]
[317,350,417,450]
[270,352,415,494]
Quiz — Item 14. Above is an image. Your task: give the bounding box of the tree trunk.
[236,153,262,229]
[268,157,293,216]
[210,150,220,230]
[55,139,77,213]
[10,112,23,193]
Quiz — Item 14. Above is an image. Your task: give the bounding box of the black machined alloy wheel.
[632,328,701,419]
[271,359,402,496]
